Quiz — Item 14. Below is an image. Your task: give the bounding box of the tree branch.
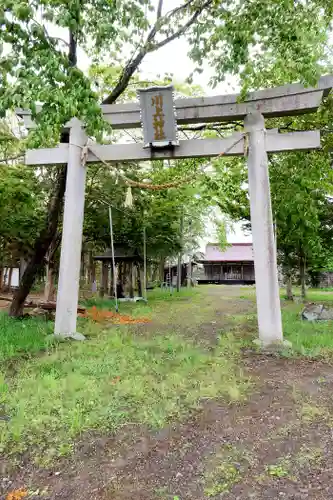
[151,0,213,52]
[69,29,77,66]
[0,153,24,163]
[163,0,195,20]
[53,36,70,48]
[179,122,242,132]
[102,0,213,105]
[157,0,164,19]
[31,18,69,48]
[278,126,307,132]
[46,231,62,262]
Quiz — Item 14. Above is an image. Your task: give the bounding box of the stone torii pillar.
[54,118,87,339]
[244,112,283,345]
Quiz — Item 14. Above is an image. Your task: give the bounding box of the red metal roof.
[204,243,254,262]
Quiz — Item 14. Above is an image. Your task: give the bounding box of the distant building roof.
[203,243,254,262]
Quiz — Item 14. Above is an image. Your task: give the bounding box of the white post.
[54,118,87,339]
[244,111,283,345]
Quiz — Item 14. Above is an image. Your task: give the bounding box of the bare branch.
[151,0,213,52]
[277,126,307,132]
[180,130,190,140]
[0,153,24,163]
[86,164,105,195]
[124,129,140,143]
[157,0,164,19]
[179,121,242,132]
[52,36,70,48]
[163,0,195,20]
[102,52,147,104]
[126,79,159,87]
[103,0,213,104]
[31,18,69,48]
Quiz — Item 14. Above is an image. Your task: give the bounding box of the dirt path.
[7,358,333,499]
[3,287,333,499]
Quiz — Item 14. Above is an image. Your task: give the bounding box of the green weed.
[205,463,240,496]
[265,461,290,478]
[1,326,248,463]
[234,287,333,358]
[295,445,323,468]
[281,305,333,357]
[0,313,53,363]
[204,444,252,497]
[85,287,199,309]
[264,445,323,483]
[298,402,329,423]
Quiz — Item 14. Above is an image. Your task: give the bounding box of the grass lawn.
[2,286,333,499]
[0,288,249,465]
[0,314,53,363]
[238,286,333,357]
[1,286,333,467]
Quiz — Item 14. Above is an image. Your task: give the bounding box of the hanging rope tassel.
[124,186,133,208]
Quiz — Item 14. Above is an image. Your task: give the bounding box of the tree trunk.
[159,258,165,281]
[80,249,86,285]
[91,260,96,292]
[8,1,181,316]
[300,257,306,300]
[0,267,3,291]
[187,259,192,288]
[122,262,128,296]
[7,267,13,290]
[286,274,293,301]
[129,262,134,298]
[3,268,8,290]
[87,250,96,288]
[19,257,28,282]
[177,211,184,292]
[109,264,114,297]
[44,262,55,302]
[137,265,142,296]
[152,264,158,282]
[8,18,81,318]
[115,262,124,298]
[9,167,67,317]
[99,261,109,298]
[43,232,61,302]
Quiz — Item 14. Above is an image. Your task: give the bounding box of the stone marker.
[302,303,333,321]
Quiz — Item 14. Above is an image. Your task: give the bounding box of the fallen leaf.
[6,489,28,500]
[84,306,150,325]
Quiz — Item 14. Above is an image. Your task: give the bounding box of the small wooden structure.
[94,244,143,298]
[197,243,255,285]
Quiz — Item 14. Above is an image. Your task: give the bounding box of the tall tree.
[3,0,333,315]
[188,0,331,91]
[270,151,333,299]
[1,0,214,316]
[83,158,209,259]
[201,107,333,299]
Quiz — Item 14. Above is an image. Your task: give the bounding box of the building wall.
[199,261,255,283]
[319,272,333,288]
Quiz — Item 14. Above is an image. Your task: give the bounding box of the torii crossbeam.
[18,76,333,345]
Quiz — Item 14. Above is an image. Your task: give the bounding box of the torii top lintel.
[17,75,333,131]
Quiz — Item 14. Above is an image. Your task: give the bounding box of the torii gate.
[18,76,333,345]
